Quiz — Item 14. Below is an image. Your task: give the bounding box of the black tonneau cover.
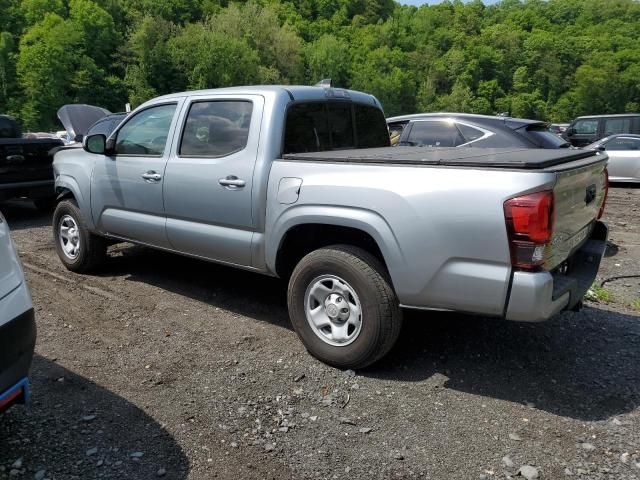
[283,146,599,169]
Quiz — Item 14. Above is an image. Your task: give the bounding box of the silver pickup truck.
[52,86,608,368]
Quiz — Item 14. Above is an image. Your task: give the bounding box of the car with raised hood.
[0,115,63,209]
[52,85,608,369]
[387,113,570,149]
[587,134,640,182]
[0,210,36,414]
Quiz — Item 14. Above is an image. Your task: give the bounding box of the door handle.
[141,171,162,182]
[219,176,246,189]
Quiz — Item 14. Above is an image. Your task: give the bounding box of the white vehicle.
[588,134,640,182]
[0,211,35,413]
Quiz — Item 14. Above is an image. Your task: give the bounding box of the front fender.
[55,174,95,230]
[265,204,407,286]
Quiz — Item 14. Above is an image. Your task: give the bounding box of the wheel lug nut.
[341,308,349,313]
[336,296,342,302]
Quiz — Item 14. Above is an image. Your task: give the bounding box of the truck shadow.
[103,244,291,330]
[365,306,640,422]
[100,244,640,423]
[0,355,189,479]
[0,200,52,231]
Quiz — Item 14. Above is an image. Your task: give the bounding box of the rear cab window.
[283,102,389,154]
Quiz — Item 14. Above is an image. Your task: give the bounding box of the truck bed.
[283,146,599,169]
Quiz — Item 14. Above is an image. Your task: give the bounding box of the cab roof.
[146,85,381,108]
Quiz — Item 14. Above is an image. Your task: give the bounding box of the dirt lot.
[1,186,639,480]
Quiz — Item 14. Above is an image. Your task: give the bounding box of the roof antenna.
[315,79,332,88]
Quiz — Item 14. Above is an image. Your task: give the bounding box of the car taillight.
[598,167,608,219]
[504,190,554,270]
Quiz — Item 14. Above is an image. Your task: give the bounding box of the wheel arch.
[268,206,405,286]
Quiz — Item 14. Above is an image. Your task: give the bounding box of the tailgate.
[0,139,61,184]
[545,156,608,270]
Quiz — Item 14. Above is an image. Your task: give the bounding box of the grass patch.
[631,298,640,312]
[584,283,613,303]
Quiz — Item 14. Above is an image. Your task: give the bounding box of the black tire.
[53,199,107,273]
[287,245,402,369]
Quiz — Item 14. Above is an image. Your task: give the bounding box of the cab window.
[115,104,177,156]
[573,119,598,135]
[179,101,253,157]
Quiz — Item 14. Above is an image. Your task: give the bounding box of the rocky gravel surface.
[0,186,639,480]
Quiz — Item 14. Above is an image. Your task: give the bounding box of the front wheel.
[53,200,107,273]
[287,245,402,369]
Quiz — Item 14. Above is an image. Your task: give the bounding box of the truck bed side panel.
[266,161,557,315]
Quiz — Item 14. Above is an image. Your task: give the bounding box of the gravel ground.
[0,186,639,480]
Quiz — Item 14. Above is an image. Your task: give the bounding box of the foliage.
[5,0,640,130]
[585,283,612,303]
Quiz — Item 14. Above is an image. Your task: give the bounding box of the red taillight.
[504,190,554,270]
[598,167,609,219]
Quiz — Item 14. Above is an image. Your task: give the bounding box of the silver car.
[588,134,640,182]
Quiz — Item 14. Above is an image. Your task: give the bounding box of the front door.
[91,102,181,247]
[163,95,264,266]
[603,136,640,181]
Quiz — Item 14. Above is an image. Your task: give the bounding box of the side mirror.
[84,134,107,154]
[567,127,576,136]
[596,145,606,151]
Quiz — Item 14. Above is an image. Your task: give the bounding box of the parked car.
[563,114,640,147]
[586,134,640,183]
[0,210,36,414]
[387,113,570,149]
[549,123,569,136]
[57,104,111,143]
[52,86,608,369]
[0,115,63,209]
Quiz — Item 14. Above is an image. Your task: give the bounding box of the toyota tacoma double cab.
[51,86,608,369]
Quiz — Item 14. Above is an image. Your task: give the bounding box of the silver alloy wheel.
[304,275,363,347]
[59,214,81,260]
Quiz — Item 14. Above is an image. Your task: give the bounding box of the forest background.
[1,0,639,130]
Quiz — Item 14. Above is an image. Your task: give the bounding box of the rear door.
[90,102,181,247]
[163,95,263,266]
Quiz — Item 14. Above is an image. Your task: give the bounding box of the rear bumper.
[0,308,36,413]
[505,221,608,322]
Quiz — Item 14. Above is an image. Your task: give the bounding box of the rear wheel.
[53,200,107,273]
[287,245,402,369]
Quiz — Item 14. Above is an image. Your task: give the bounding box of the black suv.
[562,114,640,147]
[387,113,569,149]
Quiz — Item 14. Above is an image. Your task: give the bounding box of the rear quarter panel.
[266,160,557,316]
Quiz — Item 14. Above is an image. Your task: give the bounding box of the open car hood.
[57,104,111,140]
